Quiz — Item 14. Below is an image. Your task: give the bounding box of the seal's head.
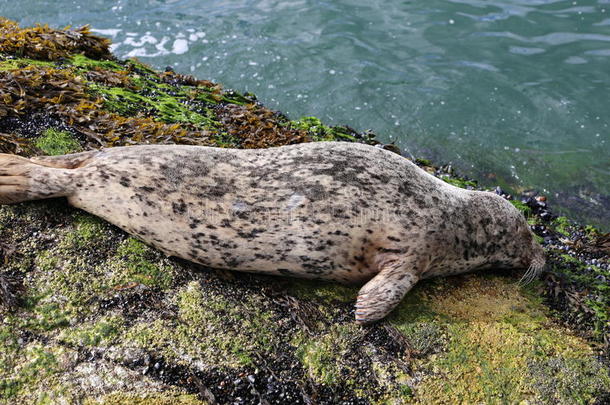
[460,192,546,282]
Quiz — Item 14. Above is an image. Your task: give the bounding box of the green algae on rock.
[394,275,610,404]
[0,17,609,404]
[35,128,82,156]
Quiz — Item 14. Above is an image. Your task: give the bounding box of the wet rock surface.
[0,19,608,404]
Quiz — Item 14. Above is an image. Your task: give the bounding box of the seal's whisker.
[518,259,545,286]
[518,263,537,286]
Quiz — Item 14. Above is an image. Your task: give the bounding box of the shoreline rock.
[1,18,608,404]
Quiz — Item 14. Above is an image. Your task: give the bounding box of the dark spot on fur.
[172,200,187,215]
[139,186,156,193]
[378,248,408,254]
[237,228,265,239]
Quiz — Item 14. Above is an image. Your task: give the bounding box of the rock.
[0,18,608,405]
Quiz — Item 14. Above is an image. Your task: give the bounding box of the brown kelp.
[0,17,112,61]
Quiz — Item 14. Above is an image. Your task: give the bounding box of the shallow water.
[2,0,609,228]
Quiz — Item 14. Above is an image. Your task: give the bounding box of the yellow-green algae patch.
[84,391,205,405]
[0,57,55,71]
[109,237,176,290]
[286,279,358,304]
[29,232,174,309]
[62,213,111,250]
[393,274,610,404]
[58,315,124,347]
[0,327,67,402]
[90,83,217,129]
[30,242,105,319]
[1,317,178,404]
[292,317,416,403]
[293,323,361,385]
[0,322,21,398]
[70,53,123,72]
[291,116,358,142]
[21,224,174,333]
[34,128,81,156]
[124,281,279,368]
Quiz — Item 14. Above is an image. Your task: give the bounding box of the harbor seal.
[0,142,545,323]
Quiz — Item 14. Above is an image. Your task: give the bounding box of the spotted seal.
[0,142,545,323]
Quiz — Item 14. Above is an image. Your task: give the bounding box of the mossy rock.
[0,18,609,404]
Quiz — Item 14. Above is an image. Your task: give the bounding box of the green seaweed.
[510,199,533,217]
[552,216,572,237]
[59,316,124,347]
[111,237,174,290]
[440,175,477,189]
[291,117,356,142]
[415,158,432,166]
[125,281,279,368]
[70,54,123,71]
[0,57,54,71]
[34,128,81,155]
[90,82,217,129]
[293,324,360,385]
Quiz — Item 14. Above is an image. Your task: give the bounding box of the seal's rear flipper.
[0,154,75,204]
[355,261,420,324]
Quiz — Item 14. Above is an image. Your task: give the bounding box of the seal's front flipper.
[355,261,419,324]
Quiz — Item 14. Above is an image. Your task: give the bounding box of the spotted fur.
[0,142,546,323]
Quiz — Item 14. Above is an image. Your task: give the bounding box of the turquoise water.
[2,0,609,228]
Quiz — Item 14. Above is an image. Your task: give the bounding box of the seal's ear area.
[355,261,419,324]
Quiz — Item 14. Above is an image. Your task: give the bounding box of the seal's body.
[0,142,545,323]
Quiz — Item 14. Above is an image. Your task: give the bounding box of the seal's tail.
[0,152,95,204]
